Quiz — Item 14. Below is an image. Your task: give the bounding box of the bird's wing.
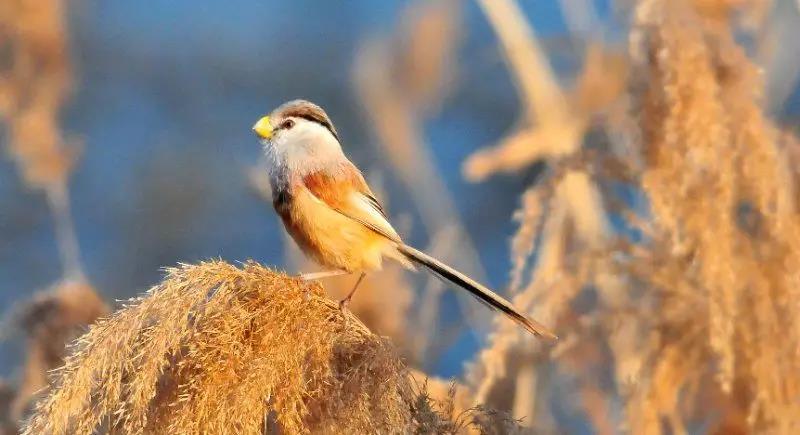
[302,165,401,243]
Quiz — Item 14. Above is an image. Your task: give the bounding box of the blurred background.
[3,0,800,433]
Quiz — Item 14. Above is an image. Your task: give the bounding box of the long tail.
[397,244,557,340]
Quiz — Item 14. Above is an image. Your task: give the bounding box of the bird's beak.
[252,116,273,139]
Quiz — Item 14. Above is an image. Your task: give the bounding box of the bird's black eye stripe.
[295,114,339,141]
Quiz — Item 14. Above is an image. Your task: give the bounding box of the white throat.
[263,119,346,182]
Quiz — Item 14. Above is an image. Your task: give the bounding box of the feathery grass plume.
[466,0,800,431]
[462,0,800,431]
[466,168,608,428]
[409,369,472,423]
[23,261,514,434]
[10,281,108,423]
[622,0,800,430]
[408,371,528,435]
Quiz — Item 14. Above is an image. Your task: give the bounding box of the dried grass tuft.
[22,261,504,434]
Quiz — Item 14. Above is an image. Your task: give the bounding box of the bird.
[252,99,556,340]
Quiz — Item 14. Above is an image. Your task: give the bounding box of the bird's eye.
[281,119,295,130]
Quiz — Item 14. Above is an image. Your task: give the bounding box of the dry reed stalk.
[465,0,626,183]
[475,0,568,125]
[0,0,84,281]
[462,25,627,181]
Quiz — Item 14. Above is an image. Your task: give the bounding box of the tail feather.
[397,244,557,340]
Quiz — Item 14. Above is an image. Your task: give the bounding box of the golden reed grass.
[462,0,800,432]
[23,261,409,434]
[622,0,800,431]
[21,261,520,434]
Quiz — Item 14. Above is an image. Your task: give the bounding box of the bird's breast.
[272,184,391,272]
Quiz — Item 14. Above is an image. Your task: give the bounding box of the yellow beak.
[252,116,273,139]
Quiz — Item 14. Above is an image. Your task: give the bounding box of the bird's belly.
[279,191,390,272]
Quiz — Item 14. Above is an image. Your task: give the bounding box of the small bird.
[253,99,556,340]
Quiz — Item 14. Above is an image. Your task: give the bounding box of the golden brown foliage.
[22,261,520,434]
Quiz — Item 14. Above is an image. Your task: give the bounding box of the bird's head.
[253,100,344,174]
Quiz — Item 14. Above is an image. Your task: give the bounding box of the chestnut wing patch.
[302,168,400,242]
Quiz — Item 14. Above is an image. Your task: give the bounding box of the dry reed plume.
[620,0,800,431]
[22,261,520,434]
[462,0,800,433]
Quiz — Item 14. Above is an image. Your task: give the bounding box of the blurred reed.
[0,0,106,429]
[0,0,82,280]
[462,0,800,433]
[10,282,107,422]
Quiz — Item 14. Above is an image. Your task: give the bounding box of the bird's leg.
[298,270,349,301]
[298,269,349,281]
[339,273,366,312]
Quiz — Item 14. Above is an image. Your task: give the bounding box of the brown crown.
[271,99,339,140]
